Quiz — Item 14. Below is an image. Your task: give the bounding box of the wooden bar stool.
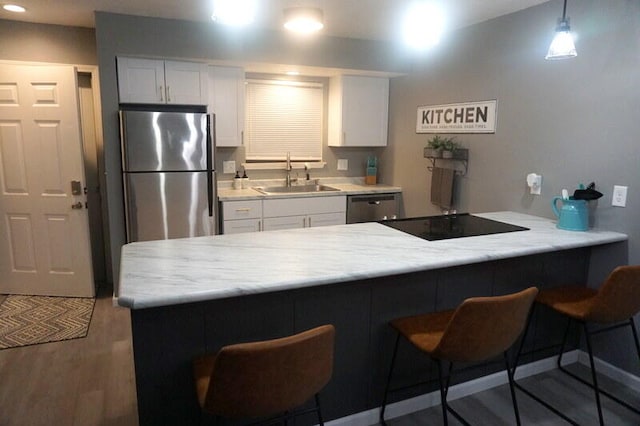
[193,324,335,425]
[515,265,640,426]
[380,287,538,426]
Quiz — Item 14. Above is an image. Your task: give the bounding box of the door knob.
[71,202,83,209]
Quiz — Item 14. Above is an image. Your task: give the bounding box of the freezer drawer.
[346,193,400,224]
[124,172,213,242]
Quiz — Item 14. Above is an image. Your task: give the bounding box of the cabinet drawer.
[223,219,261,234]
[263,196,346,218]
[221,200,262,220]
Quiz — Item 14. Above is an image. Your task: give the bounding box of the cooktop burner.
[380,213,529,241]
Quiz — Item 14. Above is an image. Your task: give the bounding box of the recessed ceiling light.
[286,71,300,76]
[3,4,26,13]
[211,0,257,26]
[403,2,445,49]
[283,7,324,34]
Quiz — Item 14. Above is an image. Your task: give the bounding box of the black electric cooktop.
[380,213,529,241]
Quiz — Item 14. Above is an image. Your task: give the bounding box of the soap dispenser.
[233,171,241,190]
[241,169,249,189]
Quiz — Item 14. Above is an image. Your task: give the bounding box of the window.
[245,79,323,161]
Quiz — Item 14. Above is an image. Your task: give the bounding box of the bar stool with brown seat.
[380,287,539,426]
[515,265,640,426]
[193,324,335,425]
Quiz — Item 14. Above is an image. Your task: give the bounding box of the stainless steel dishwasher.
[346,193,400,223]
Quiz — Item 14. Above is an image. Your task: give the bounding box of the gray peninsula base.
[130,246,606,425]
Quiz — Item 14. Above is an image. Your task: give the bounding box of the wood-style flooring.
[0,286,138,426]
[381,364,640,425]
[1,287,638,426]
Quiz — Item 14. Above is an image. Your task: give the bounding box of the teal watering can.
[551,196,588,231]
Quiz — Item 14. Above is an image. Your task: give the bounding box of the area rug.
[0,295,95,349]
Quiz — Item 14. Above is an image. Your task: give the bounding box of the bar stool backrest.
[432,287,538,362]
[204,324,335,418]
[587,265,640,323]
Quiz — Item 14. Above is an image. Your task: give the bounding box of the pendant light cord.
[561,0,568,21]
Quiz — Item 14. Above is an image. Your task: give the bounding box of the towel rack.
[424,148,468,176]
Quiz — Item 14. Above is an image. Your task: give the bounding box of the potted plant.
[424,135,445,158]
[441,137,459,158]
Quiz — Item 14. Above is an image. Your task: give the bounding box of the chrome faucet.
[285,152,292,187]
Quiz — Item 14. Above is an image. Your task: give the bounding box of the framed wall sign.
[416,100,497,134]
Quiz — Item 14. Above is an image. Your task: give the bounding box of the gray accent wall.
[383,0,639,374]
[383,0,639,264]
[0,19,96,65]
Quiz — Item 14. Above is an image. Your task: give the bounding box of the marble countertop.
[217,181,402,201]
[117,212,627,309]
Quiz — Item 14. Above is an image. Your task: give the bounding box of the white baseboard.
[576,351,640,392]
[326,350,640,426]
[326,351,579,426]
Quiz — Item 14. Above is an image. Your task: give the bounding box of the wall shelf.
[424,148,469,176]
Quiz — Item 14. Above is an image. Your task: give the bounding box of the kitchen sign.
[416,100,497,134]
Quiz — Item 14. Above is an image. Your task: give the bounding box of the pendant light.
[545,0,577,60]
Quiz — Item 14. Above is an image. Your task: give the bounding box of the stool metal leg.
[583,323,605,426]
[436,359,449,426]
[380,333,401,424]
[504,351,522,426]
[315,394,324,426]
[631,317,640,360]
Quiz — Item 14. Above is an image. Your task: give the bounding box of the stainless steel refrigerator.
[119,110,217,243]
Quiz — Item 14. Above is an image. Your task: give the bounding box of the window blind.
[245,80,323,161]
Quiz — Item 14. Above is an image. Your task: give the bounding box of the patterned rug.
[0,295,95,349]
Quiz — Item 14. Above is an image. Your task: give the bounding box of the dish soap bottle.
[241,170,249,189]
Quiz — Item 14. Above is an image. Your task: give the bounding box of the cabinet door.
[263,215,306,231]
[117,57,165,104]
[164,61,208,105]
[308,212,345,227]
[329,76,389,147]
[209,66,245,147]
[223,219,261,234]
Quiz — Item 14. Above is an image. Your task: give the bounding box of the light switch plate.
[223,161,236,174]
[612,185,628,207]
[337,159,348,171]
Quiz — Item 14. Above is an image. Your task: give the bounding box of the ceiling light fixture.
[3,4,26,13]
[283,7,324,34]
[545,0,577,60]
[211,0,257,26]
[403,2,445,50]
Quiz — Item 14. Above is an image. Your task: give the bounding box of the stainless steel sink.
[253,184,341,195]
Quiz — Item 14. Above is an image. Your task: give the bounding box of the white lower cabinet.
[223,219,261,234]
[221,200,262,234]
[262,196,346,231]
[221,196,346,234]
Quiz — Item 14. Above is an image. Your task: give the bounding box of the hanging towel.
[431,167,455,209]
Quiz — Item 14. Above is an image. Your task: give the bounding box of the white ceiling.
[2,0,551,41]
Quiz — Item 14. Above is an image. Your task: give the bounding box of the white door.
[0,64,94,297]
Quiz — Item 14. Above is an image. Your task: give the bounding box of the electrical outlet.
[223,161,236,174]
[612,185,628,207]
[337,159,348,171]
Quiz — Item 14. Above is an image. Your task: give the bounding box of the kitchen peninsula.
[118,212,627,425]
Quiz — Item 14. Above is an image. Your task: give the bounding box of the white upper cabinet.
[208,66,245,147]
[117,57,208,105]
[328,75,389,147]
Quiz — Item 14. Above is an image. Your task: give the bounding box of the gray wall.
[0,19,96,65]
[94,12,408,288]
[384,0,639,262]
[383,0,639,374]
